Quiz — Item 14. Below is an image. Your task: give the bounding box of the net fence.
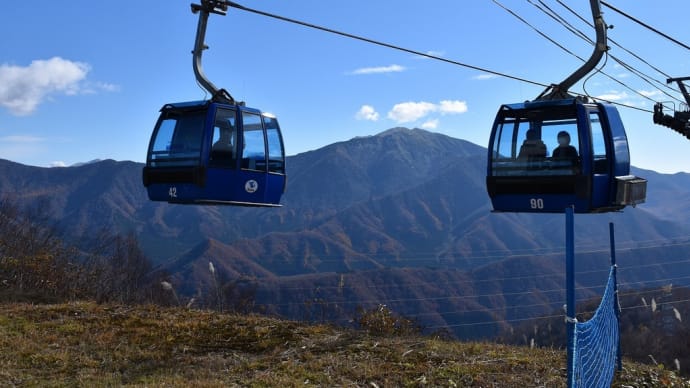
[570,266,620,388]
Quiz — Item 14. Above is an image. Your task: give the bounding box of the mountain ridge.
[3,127,690,338]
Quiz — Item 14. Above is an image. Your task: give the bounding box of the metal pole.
[566,206,576,387]
[610,222,622,371]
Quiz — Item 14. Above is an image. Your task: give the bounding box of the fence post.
[566,206,576,387]
[610,222,622,371]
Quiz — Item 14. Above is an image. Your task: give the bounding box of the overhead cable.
[226,1,652,113]
[493,0,585,61]
[225,1,545,87]
[552,0,684,103]
[533,0,591,43]
[557,0,673,80]
[601,1,690,52]
[492,0,657,110]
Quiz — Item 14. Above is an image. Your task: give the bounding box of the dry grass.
[0,302,687,387]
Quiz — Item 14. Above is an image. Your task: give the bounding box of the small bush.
[355,304,421,336]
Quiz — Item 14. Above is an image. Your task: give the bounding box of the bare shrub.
[355,304,421,336]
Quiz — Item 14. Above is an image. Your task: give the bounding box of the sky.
[1,0,689,173]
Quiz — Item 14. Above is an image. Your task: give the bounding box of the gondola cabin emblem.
[245,180,258,193]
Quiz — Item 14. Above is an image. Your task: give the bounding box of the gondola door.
[586,107,612,210]
[263,114,287,205]
[206,105,242,203]
[204,106,271,206]
[234,110,269,205]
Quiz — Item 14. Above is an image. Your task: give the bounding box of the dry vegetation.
[2,198,689,386]
[1,302,688,387]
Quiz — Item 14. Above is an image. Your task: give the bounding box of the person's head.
[219,127,232,141]
[526,129,538,140]
[557,131,571,146]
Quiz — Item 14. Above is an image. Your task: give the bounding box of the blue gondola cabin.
[486,98,646,213]
[143,101,286,206]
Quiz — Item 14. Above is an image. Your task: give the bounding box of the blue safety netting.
[570,266,620,388]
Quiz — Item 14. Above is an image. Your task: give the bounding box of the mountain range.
[2,127,689,338]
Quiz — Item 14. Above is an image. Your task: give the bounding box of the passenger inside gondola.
[210,109,237,167]
[518,129,547,160]
[490,111,581,177]
[211,126,235,165]
[552,130,578,160]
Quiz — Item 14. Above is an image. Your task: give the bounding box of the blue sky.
[1,1,689,173]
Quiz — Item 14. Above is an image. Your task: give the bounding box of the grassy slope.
[0,302,687,387]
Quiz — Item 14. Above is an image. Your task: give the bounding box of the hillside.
[3,127,690,338]
[2,128,688,270]
[1,302,687,387]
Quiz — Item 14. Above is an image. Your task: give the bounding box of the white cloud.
[387,101,437,123]
[0,57,90,116]
[472,73,498,81]
[639,90,662,98]
[415,50,445,60]
[49,161,67,168]
[350,64,405,75]
[439,100,468,114]
[596,91,629,101]
[355,105,380,121]
[82,81,121,95]
[386,100,468,124]
[421,119,439,130]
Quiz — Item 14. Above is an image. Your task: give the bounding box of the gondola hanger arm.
[190,0,242,105]
[537,0,609,101]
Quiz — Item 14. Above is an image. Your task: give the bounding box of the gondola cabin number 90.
[530,198,544,209]
[485,99,646,213]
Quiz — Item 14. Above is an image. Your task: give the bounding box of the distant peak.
[378,127,413,136]
[350,127,414,141]
[377,127,442,139]
[70,159,103,167]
